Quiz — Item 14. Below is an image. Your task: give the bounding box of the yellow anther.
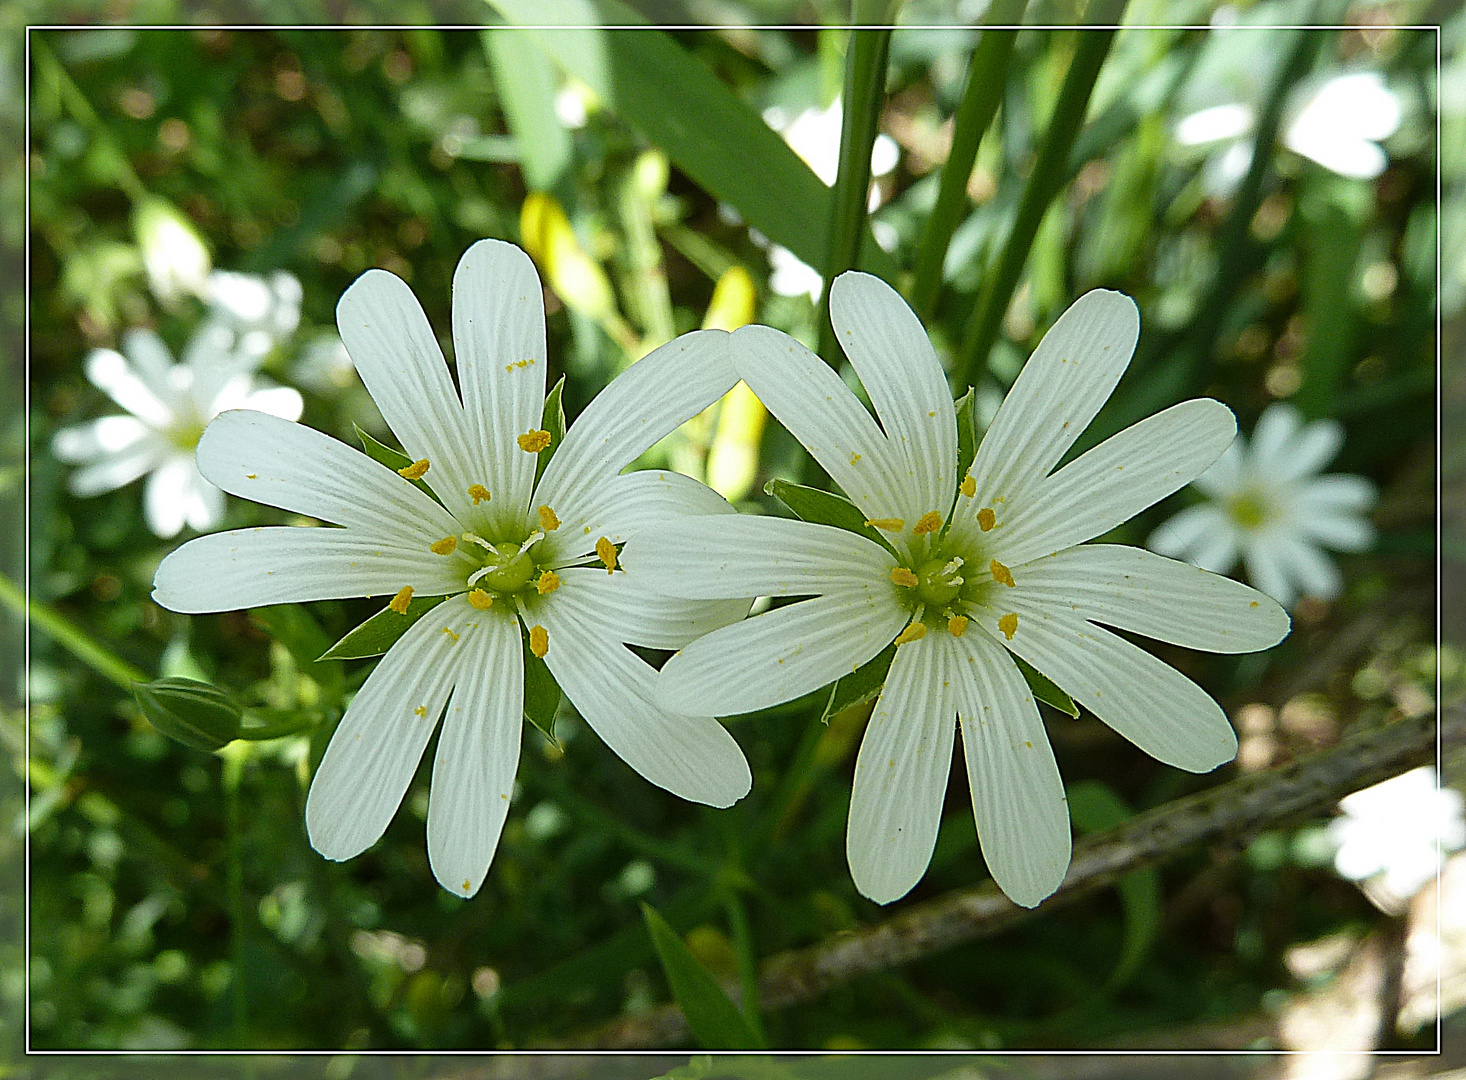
[518,429,552,453]
[948,615,969,637]
[468,484,491,504]
[414,705,427,718]
[890,567,919,589]
[913,511,943,535]
[430,535,458,556]
[849,452,862,465]
[398,458,430,480]
[467,589,494,610]
[529,625,549,658]
[596,536,618,573]
[894,621,927,646]
[960,475,976,498]
[389,586,413,614]
[536,570,561,595]
[998,612,1018,641]
[866,517,906,532]
[442,627,460,643]
[538,505,561,531]
[990,559,1015,587]
[977,507,997,531]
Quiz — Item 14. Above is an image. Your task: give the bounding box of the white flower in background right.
[1148,403,1376,609]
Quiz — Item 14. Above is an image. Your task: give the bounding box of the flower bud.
[133,677,242,752]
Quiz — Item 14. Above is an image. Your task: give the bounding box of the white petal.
[1267,533,1342,600]
[1014,545,1290,654]
[1294,474,1376,515]
[1274,417,1342,482]
[1192,441,1243,499]
[552,567,750,650]
[239,385,304,421]
[120,328,182,400]
[846,632,958,905]
[953,628,1070,908]
[306,596,479,861]
[1243,533,1298,608]
[1147,503,1230,565]
[1248,404,1301,473]
[620,514,897,600]
[196,410,465,545]
[67,441,166,497]
[336,269,485,523]
[52,415,151,463]
[86,347,174,427]
[452,240,547,536]
[828,272,956,519]
[530,591,752,807]
[1296,511,1374,552]
[151,526,466,613]
[538,468,734,569]
[1187,521,1243,576]
[970,599,1238,773]
[537,330,738,520]
[995,399,1237,568]
[182,468,225,532]
[729,323,920,549]
[1175,103,1255,146]
[657,590,909,717]
[144,457,199,538]
[1287,129,1387,179]
[427,609,523,898]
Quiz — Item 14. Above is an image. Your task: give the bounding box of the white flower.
[204,270,304,361]
[625,276,1290,907]
[133,198,212,305]
[151,240,752,898]
[1148,403,1376,609]
[1329,766,1465,912]
[52,324,304,538]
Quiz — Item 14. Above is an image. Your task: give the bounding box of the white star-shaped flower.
[152,240,752,898]
[1330,767,1465,912]
[52,323,304,538]
[625,275,1290,907]
[1148,402,1376,609]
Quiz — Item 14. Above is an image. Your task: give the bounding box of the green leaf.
[317,594,448,662]
[764,478,896,557]
[1012,654,1079,718]
[536,375,567,487]
[133,677,243,753]
[953,385,978,487]
[482,29,572,192]
[355,423,436,500]
[520,622,563,745]
[821,641,896,724]
[641,903,765,1050]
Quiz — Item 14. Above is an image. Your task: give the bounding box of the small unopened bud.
[133,678,243,752]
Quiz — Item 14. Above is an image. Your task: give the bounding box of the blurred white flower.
[1148,403,1376,609]
[204,270,303,361]
[132,199,211,305]
[292,334,357,394]
[1329,767,1465,913]
[767,244,825,302]
[52,324,303,537]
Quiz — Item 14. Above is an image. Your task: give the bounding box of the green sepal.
[764,478,897,557]
[641,903,765,1050]
[953,385,979,487]
[354,423,436,501]
[317,594,448,662]
[1012,654,1080,718]
[520,622,563,746]
[535,375,567,487]
[132,677,244,753]
[820,641,896,724]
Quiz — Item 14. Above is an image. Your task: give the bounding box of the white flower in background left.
[51,322,304,537]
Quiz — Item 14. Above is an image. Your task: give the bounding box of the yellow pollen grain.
[398,458,430,480]
[1250,600,1259,608]
[505,358,535,372]
[442,627,460,643]
[518,429,552,453]
[948,615,969,637]
[414,705,427,718]
[894,621,927,646]
[913,511,943,535]
[890,567,919,589]
[977,507,997,532]
[529,625,549,658]
[430,535,458,556]
[866,517,905,532]
[389,586,413,614]
[468,484,491,504]
[537,570,561,595]
[998,612,1018,640]
[246,473,257,480]
[467,589,494,610]
[596,536,618,573]
[990,559,1015,587]
[463,878,472,891]
[849,452,862,465]
[960,475,976,498]
[538,505,561,531]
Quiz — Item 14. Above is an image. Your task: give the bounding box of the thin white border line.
[23,21,33,1060]
[1434,19,1444,1061]
[18,22,1450,30]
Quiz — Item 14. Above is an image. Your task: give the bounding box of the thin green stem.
[222,744,248,1043]
[31,36,148,204]
[0,573,148,690]
[908,0,1027,321]
[953,2,1127,389]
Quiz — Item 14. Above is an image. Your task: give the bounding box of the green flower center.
[1225,491,1270,530]
[474,542,538,594]
[914,555,964,607]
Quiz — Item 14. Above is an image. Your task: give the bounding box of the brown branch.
[564,705,1461,1049]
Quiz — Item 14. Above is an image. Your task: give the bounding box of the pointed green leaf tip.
[355,423,437,501]
[133,677,243,752]
[520,622,562,745]
[1012,655,1080,718]
[764,478,897,557]
[641,903,765,1050]
[318,594,448,662]
[535,375,567,486]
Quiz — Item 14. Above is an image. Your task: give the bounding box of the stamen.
[529,625,549,658]
[977,507,996,532]
[942,557,964,575]
[430,535,458,556]
[468,484,491,504]
[536,570,561,595]
[998,612,1018,640]
[948,615,969,637]
[595,536,618,573]
[389,586,413,614]
[467,589,494,610]
[466,566,492,588]
[990,559,1015,587]
[913,511,943,535]
[865,517,905,532]
[538,505,561,531]
[894,621,927,646]
[518,429,552,453]
[890,567,919,589]
[397,458,430,480]
[960,475,976,498]
[517,530,545,556]
[461,531,495,551]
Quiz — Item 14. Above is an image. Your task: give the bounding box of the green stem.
[222,744,248,1043]
[908,0,1027,321]
[952,2,1126,390]
[31,36,148,204]
[0,573,148,690]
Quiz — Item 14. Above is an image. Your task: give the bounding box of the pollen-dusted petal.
[536,570,561,595]
[430,535,458,556]
[977,507,997,531]
[890,567,919,589]
[389,586,414,614]
[537,505,561,531]
[960,476,977,499]
[467,589,494,610]
[913,511,943,535]
[518,429,552,453]
[998,612,1018,640]
[595,536,618,572]
[467,484,491,505]
[398,458,430,480]
[866,517,906,532]
[948,615,969,637]
[894,621,927,646]
[990,559,1015,587]
[529,624,549,657]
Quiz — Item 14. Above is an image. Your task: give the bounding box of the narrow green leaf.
[953,386,978,486]
[765,478,896,556]
[482,28,572,192]
[521,622,562,745]
[133,678,243,753]
[355,423,435,500]
[821,641,896,724]
[535,375,567,487]
[641,903,764,1050]
[317,594,448,662]
[1012,654,1079,718]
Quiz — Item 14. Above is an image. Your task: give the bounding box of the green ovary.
[1226,492,1270,530]
[474,542,537,594]
[914,555,964,607]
